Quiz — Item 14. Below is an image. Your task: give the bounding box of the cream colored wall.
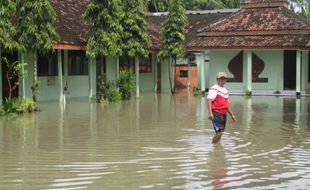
[209,51,241,89]
[302,51,310,90]
[160,58,170,92]
[106,57,118,81]
[20,51,90,101]
[209,50,284,91]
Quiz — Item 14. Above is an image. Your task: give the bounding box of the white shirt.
[207,84,229,101]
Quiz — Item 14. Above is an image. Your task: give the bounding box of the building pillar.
[20,52,26,98]
[196,53,205,92]
[187,56,191,90]
[135,56,140,97]
[88,57,96,100]
[204,51,210,90]
[0,48,2,104]
[301,51,308,91]
[57,49,63,102]
[153,53,158,93]
[296,50,302,95]
[116,57,119,79]
[64,50,68,84]
[245,50,252,94]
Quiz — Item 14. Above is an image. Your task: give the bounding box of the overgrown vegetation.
[15,0,60,106]
[1,97,36,115]
[95,70,135,103]
[159,0,188,94]
[117,70,136,100]
[193,87,203,96]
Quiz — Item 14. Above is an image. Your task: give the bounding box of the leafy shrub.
[20,98,36,112]
[193,87,203,96]
[0,109,4,116]
[95,71,135,103]
[2,97,36,114]
[107,89,122,102]
[117,70,135,100]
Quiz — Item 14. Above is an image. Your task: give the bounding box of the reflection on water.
[0,93,310,189]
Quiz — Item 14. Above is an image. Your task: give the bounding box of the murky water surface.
[0,92,310,190]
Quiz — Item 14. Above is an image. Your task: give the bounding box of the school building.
[1,0,310,103]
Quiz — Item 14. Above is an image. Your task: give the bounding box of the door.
[157,62,161,93]
[96,57,106,98]
[2,51,19,100]
[283,50,296,90]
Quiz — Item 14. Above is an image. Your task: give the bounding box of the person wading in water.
[207,72,236,143]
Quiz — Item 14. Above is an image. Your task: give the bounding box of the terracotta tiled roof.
[242,0,287,4]
[50,0,310,51]
[147,10,235,50]
[191,4,310,50]
[51,0,89,47]
[198,7,310,34]
[188,35,310,51]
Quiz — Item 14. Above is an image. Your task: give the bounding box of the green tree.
[15,0,60,105]
[121,0,150,97]
[0,0,18,51]
[159,0,188,94]
[83,0,123,58]
[290,0,310,21]
[148,0,240,12]
[148,0,169,12]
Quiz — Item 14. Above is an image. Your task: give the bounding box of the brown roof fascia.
[200,30,310,37]
[53,44,86,51]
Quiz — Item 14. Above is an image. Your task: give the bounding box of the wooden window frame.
[37,51,63,76]
[68,50,88,76]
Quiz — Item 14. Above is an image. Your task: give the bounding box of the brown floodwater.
[0,92,309,190]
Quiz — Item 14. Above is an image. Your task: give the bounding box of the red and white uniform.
[207,84,229,115]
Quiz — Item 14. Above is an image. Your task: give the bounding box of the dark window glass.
[139,53,152,73]
[120,54,152,73]
[308,51,310,82]
[68,50,88,75]
[119,56,135,72]
[37,51,58,76]
[180,70,188,78]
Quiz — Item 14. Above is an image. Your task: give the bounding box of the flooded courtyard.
[0,92,309,190]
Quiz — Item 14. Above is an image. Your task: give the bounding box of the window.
[119,56,135,72]
[180,70,188,78]
[37,51,59,76]
[119,54,152,73]
[189,54,196,65]
[68,50,88,75]
[139,53,152,73]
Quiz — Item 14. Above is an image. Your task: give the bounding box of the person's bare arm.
[208,99,214,120]
[227,108,236,121]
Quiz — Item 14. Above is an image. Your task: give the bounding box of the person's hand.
[208,113,214,121]
[231,114,237,122]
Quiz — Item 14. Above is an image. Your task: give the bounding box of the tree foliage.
[0,0,18,50]
[290,0,310,21]
[121,0,150,58]
[15,0,60,104]
[159,0,188,59]
[83,0,123,58]
[15,0,60,53]
[159,0,188,93]
[148,0,240,12]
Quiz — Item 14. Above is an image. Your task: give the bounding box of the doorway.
[96,57,106,98]
[283,50,296,90]
[2,51,19,100]
[157,62,161,93]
